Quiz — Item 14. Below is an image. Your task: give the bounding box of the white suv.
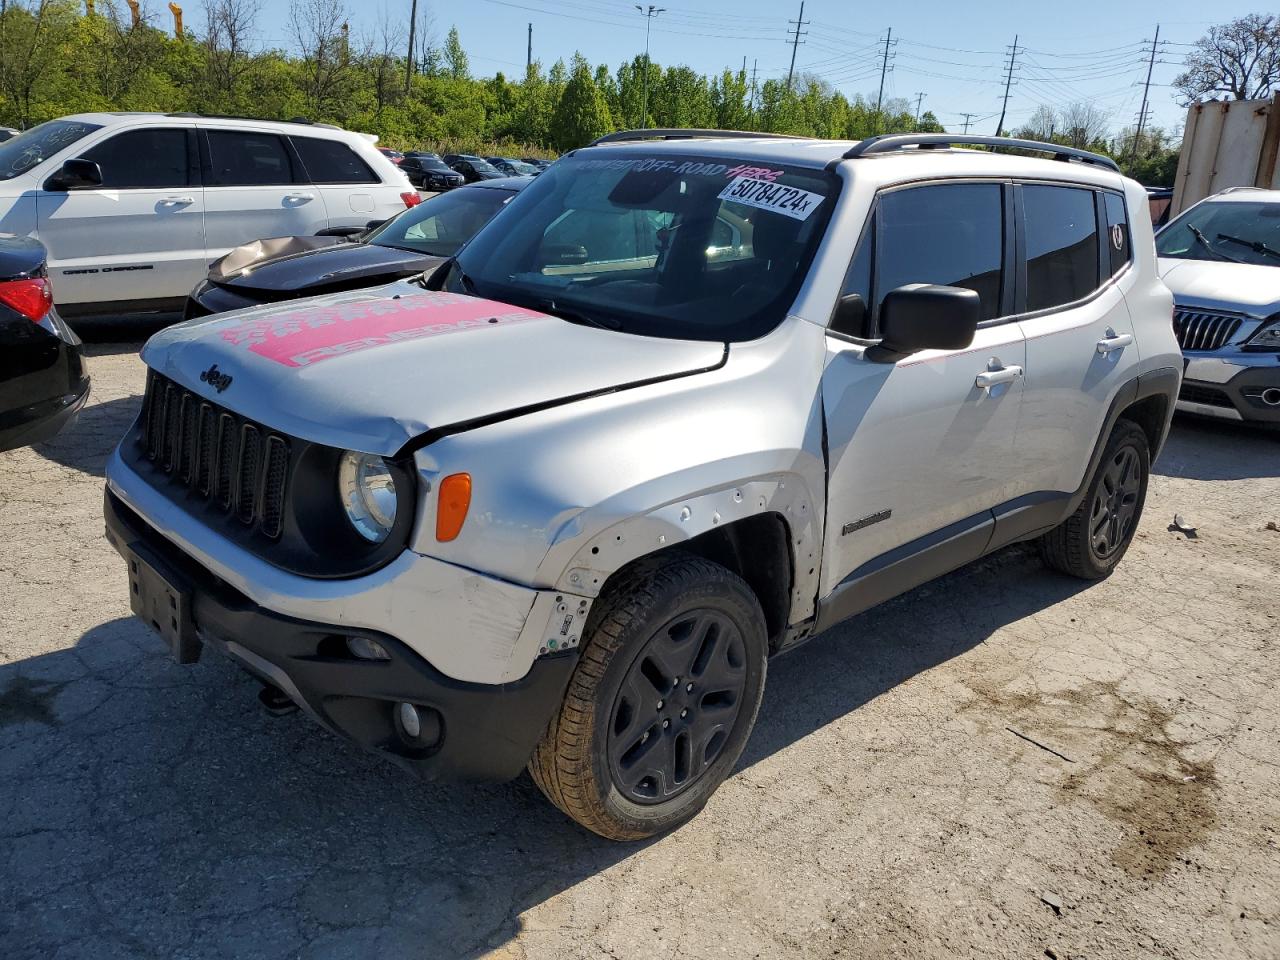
[103,131,1180,840]
[0,113,417,318]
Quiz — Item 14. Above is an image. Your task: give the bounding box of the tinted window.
[1023,185,1099,311]
[292,136,378,184]
[0,119,101,181]
[206,130,295,186]
[80,129,188,189]
[1103,192,1131,276]
[367,187,513,256]
[876,183,1004,323]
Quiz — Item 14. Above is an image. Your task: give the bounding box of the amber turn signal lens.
[435,473,472,542]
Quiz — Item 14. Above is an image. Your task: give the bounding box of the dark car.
[0,127,18,144]
[0,236,89,452]
[185,178,529,318]
[442,154,507,183]
[401,152,465,191]
[485,156,540,177]
[521,157,554,171]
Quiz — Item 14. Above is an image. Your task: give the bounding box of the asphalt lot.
[2,328,1278,960]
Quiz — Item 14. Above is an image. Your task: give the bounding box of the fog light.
[398,701,421,739]
[347,636,390,661]
[393,701,442,749]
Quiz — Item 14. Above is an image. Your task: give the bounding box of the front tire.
[529,554,768,841]
[1040,419,1150,579]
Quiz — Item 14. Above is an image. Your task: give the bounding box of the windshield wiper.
[1187,224,1245,263]
[412,256,479,292]
[1216,232,1280,262]
[535,298,622,331]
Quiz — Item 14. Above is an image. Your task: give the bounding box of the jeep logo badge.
[199,363,233,393]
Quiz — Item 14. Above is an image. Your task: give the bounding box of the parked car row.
[377,147,555,189]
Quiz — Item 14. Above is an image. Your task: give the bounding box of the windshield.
[366,186,514,256]
[0,119,101,181]
[445,151,837,341]
[1157,200,1280,267]
[467,159,504,177]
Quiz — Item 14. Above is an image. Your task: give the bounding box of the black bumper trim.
[1181,362,1280,424]
[104,488,575,782]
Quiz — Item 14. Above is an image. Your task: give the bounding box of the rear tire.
[1040,419,1150,579]
[529,554,768,841]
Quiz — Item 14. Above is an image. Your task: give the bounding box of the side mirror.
[44,157,103,191]
[865,284,980,363]
[829,293,867,338]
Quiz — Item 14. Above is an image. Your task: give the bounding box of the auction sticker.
[718,176,824,220]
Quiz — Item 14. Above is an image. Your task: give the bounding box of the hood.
[1158,257,1280,318]
[141,287,726,456]
[209,237,437,295]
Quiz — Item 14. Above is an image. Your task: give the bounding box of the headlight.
[338,451,398,542]
[1244,320,1280,352]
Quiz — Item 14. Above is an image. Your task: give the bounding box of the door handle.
[974,361,1024,390]
[160,196,194,205]
[1096,329,1134,354]
[284,193,315,202]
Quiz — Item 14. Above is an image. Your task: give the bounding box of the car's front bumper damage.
[103,450,591,781]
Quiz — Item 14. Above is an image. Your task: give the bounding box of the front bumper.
[104,488,578,781]
[1177,350,1280,424]
[184,280,270,320]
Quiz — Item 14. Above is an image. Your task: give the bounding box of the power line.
[1130,24,1161,162]
[785,1,809,92]
[995,34,1020,136]
[875,27,897,124]
[636,5,664,129]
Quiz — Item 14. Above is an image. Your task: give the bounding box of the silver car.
[104,131,1180,840]
[1157,187,1280,425]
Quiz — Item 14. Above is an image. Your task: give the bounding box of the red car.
[378,147,404,165]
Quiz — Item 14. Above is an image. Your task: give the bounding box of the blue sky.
[247,0,1266,138]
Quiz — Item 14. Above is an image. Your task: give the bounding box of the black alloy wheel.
[607,609,748,804]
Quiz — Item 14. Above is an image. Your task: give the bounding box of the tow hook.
[257,683,299,716]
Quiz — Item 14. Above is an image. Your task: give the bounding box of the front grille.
[1178,384,1234,408]
[1173,309,1242,352]
[138,370,290,539]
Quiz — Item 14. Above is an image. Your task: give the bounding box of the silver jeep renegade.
[105,131,1181,840]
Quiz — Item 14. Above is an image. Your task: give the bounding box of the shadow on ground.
[1156,414,1280,482]
[30,395,142,478]
[0,542,1091,959]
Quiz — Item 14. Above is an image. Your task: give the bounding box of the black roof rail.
[162,112,341,130]
[842,133,1120,171]
[589,128,809,147]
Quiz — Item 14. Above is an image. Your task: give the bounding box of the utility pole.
[995,34,1019,137]
[750,58,759,115]
[636,5,665,128]
[959,112,977,134]
[405,0,418,93]
[527,23,533,72]
[874,27,895,129]
[785,1,808,91]
[913,91,925,125]
[1131,24,1161,163]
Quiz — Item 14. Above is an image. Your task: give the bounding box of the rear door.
[1014,184,1140,498]
[290,135,385,230]
[35,126,204,309]
[200,127,327,262]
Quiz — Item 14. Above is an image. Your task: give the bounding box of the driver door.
[820,181,1026,616]
[35,127,206,310]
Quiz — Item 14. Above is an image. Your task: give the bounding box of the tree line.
[8,0,1262,185]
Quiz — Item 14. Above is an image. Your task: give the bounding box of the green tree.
[443,25,468,80]
[550,56,612,151]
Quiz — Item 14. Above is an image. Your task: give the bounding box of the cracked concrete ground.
[2,334,1278,960]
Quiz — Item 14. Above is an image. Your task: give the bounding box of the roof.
[1206,187,1280,202]
[573,132,1128,189]
[52,112,357,138]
